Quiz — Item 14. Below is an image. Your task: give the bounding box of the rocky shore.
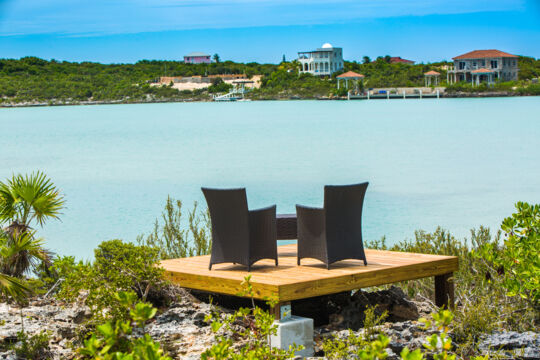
[1,92,538,108]
[0,286,538,359]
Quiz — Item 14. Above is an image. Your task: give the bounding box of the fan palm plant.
[0,230,52,278]
[0,171,62,278]
[0,171,65,232]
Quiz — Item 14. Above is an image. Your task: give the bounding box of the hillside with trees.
[1,55,539,105]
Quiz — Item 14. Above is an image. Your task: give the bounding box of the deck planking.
[161,244,458,303]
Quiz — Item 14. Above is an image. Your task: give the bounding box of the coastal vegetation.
[0,172,539,358]
[1,56,539,105]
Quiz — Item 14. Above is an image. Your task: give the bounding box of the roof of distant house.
[471,68,496,74]
[336,71,365,78]
[184,52,211,57]
[424,70,441,76]
[390,57,414,64]
[453,50,518,60]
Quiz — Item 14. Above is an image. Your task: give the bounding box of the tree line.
[0,56,539,103]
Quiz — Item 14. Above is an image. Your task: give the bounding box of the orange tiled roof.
[453,50,518,60]
[336,71,365,78]
[424,70,441,75]
[390,57,414,64]
[471,68,496,74]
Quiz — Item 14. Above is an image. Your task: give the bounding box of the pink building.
[184,52,211,64]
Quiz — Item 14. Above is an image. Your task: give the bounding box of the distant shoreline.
[1,92,537,108]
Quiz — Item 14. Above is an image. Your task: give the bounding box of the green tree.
[213,53,221,63]
[363,56,371,64]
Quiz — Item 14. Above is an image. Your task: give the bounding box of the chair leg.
[326,262,330,270]
[275,258,278,266]
[297,257,300,266]
[247,264,251,272]
[363,258,368,266]
[209,263,212,270]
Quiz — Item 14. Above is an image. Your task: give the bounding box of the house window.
[458,62,465,70]
[480,60,485,66]
[491,60,498,69]
[472,61,477,68]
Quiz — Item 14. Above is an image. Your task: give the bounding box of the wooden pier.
[162,244,458,318]
[349,90,440,100]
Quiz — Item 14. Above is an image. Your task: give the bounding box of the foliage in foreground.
[10,330,51,360]
[202,276,302,359]
[324,307,489,360]
[366,202,539,356]
[55,240,166,323]
[78,291,171,360]
[477,201,539,309]
[136,196,211,259]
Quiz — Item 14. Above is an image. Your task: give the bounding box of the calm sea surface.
[0,98,539,259]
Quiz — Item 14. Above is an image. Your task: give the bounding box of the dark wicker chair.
[202,187,278,271]
[296,182,369,269]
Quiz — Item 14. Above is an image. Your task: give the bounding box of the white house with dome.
[298,43,344,76]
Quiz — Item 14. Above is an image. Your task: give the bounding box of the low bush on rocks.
[8,330,51,360]
[323,308,492,360]
[55,239,168,323]
[366,202,540,357]
[202,276,302,359]
[78,291,171,360]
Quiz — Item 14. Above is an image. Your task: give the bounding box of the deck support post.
[269,301,314,356]
[271,301,291,321]
[434,273,454,309]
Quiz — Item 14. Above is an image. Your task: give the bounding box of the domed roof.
[322,43,333,49]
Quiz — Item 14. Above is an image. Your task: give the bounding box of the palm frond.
[0,171,65,227]
[0,231,51,277]
[0,273,30,301]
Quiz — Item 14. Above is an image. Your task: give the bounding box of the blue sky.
[0,0,539,63]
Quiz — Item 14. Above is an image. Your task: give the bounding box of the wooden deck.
[162,244,458,313]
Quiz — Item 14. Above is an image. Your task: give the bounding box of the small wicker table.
[276,214,297,240]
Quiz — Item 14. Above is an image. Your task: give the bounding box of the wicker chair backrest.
[202,188,251,266]
[324,182,369,261]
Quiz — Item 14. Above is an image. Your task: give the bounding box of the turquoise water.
[1,98,539,259]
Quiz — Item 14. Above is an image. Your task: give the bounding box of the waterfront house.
[447,50,518,85]
[184,52,212,64]
[298,43,344,76]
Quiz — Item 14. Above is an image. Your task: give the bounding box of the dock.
[349,89,441,100]
[161,244,458,318]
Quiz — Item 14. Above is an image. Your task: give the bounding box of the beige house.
[447,49,519,86]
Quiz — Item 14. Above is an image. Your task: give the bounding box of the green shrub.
[323,306,388,359]
[476,202,540,310]
[57,240,166,323]
[201,276,302,359]
[323,308,462,360]
[11,330,51,360]
[137,196,211,259]
[367,221,537,341]
[517,83,540,95]
[78,291,171,360]
[208,77,232,93]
